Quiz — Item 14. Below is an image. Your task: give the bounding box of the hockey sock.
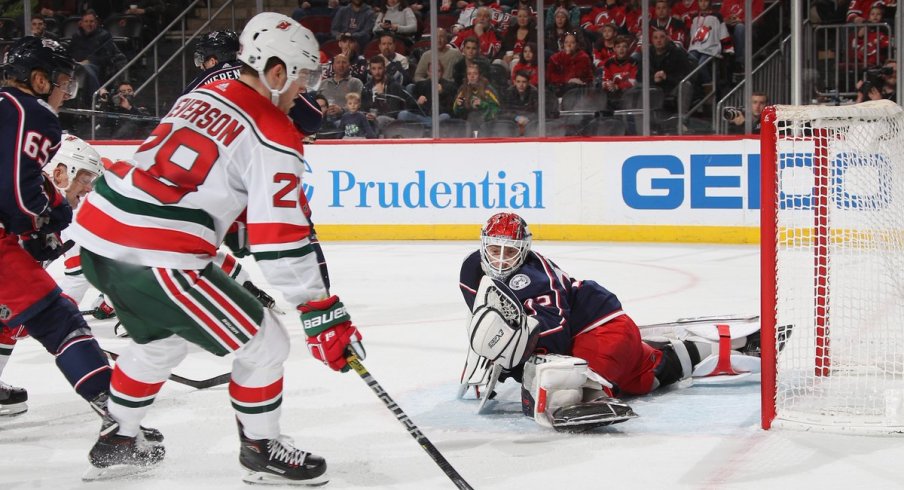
[108,365,166,438]
[55,332,112,401]
[0,326,21,377]
[229,374,284,440]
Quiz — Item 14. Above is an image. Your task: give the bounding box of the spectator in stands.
[106,80,150,139]
[452,7,502,59]
[414,28,462,83]
[38,1,76,23]
[373,0,418,45]
[452,1,508,35]
[847,0,886,23]
[851,5,891,66]
[592,22,619,71]
[314,93,341,133]
[378,33,411,86]
[503,70,538,129]
[855,59,896,102]
[361,54,408,131]
[650,28,695,116]
[544,0,580,30]
[30,16,59,40]
[69,10,125,105]
[399,62,455,125]
[453,36,491,86]
[500,7,537,69]
[651,0,688,49]
[719,0,763,71]
[320,53,365,121]
[672,0,701,28]
[687,0,734,86]
[124,0,167,45]
[510,41,538,86]
[339,92,377,138]
[602,35,638,105]
[453,62,501,124]
[292,0,339,20]
[809,0,848,24]
[580,0,627,42]
[332,0,376,48]
[325,33,368,83]
[726,91,767,134]
[545,7,577,55]
[547,31,594,97]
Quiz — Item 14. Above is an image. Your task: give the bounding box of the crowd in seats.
[299,0,794,138]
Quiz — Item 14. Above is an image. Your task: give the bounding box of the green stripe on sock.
[231,396,283,414]
[252,244,314,261]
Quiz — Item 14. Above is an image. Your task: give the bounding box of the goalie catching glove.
[300,295,364,372]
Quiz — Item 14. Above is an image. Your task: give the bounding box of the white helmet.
[43,134,103,190]
[237,12,322,104]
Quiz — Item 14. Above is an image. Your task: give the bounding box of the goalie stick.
[346,353,474,490]
[102,349,230,390]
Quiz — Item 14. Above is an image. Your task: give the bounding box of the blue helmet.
[193,30,239,67]
[3,36,76,84]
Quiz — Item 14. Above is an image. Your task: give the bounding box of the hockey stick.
[102,349,231,390]
[345,353,474,490]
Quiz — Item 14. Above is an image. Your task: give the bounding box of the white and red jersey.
[455,2,510,32]
[688,10,734,58]
[602,57,638,91]
[69,79,327,306]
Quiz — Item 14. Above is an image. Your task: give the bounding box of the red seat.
[299,15,332,34]
[320,39,342,58]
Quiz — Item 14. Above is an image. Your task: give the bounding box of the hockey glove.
[21,232,69,262]
[91,294,117,320]
[36,180,73,233]
[299,295,365,372]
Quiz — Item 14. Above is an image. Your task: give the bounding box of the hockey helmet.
[2,36,78,98]
[193,30,239,68]
[43,134,103,190]
[480,212,532,280]
[237,12,322,103]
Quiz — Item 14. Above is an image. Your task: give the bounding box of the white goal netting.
[764,100,904,434]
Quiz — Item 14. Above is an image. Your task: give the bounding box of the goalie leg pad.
[521,354,613,428]
[687,324,761,377]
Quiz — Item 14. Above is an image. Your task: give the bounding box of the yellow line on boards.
[314,225,761,244]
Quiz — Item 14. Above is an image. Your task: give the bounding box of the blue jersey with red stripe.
[459,250,624,355]
[0,87,62,235]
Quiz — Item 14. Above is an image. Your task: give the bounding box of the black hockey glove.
[22,233,71,262]
[37,178,73,233]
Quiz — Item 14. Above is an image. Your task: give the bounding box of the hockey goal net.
[761,100,904,434]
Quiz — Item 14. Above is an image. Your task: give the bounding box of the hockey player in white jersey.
[69,13,362,484]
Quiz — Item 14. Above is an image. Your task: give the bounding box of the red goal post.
[760,100,904,434]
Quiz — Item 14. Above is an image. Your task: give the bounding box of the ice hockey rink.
[4,241,904,489]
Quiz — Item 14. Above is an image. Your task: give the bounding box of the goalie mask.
[480,212,532,281]
[42,135,103,191]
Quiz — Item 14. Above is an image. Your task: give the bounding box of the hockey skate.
[548,396,638,433]
[0,380,27,416]
[89,392,164,443]
[239,432,328,486]
[83,414,165,481]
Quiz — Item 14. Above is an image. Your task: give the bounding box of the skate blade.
[82,462,158,482]
[0,402,28,417]
[242,470,329,486]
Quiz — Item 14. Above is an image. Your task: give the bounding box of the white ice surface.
[3,242,904,489]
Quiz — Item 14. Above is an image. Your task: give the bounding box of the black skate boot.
[83,414,165,481]
[0,380,27,416]
[89,392,164,443]
[239,431,328,486]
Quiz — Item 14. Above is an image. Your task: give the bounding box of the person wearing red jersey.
[580,0,627,36]
[672,0,701,28]
[847,0,889,23]
[452,6,503,59]
[602,35,638,102]
[70,13,363,484]
[851,5,892,66]
[546,32,594,96]
[592,22,619,70]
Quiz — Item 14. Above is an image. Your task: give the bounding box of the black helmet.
[3,36,76,84]
[193,30,239,67]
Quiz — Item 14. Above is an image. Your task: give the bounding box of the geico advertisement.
[92,139,763,226]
